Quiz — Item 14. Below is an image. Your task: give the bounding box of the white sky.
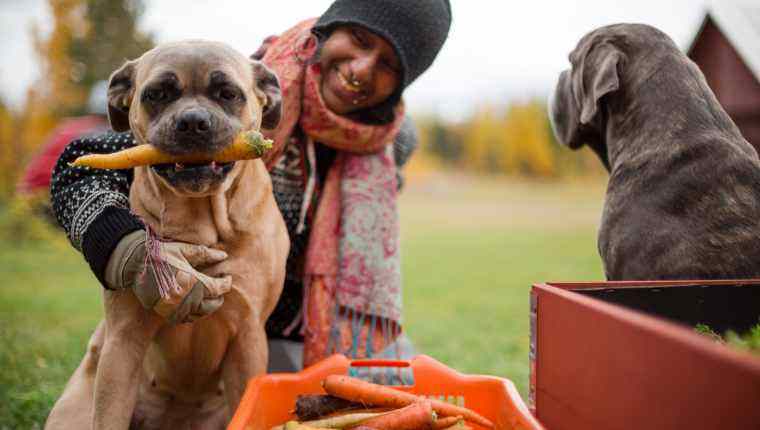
[0,0,709,119]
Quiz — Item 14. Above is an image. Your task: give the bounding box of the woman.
[50,0,452,371]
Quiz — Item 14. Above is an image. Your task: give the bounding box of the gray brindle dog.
[549,23,760,280]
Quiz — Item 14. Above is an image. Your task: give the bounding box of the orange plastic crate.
[228,354,543,430]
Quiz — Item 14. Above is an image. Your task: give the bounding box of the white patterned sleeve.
[50,131,136,250]
[50,131,145,287]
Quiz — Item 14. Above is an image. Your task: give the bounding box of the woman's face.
[318,25,401,115]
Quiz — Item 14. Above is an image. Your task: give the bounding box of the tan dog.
[46,41,288,429]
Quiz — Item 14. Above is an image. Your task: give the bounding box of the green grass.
[400,174,605,395]
[0,241,103,429]
[694,322,760,354]
[0,174,607,428]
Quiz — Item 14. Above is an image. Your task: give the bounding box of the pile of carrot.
[273,375,494,430]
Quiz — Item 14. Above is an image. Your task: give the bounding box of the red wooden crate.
[530,280,760,430]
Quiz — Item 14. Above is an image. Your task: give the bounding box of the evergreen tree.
[32,0,154,117]
[70,0,154,98]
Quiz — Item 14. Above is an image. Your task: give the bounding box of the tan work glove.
[105,230,232,324]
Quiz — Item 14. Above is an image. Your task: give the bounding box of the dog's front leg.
[220,318,268,416]
[93,289,162,430]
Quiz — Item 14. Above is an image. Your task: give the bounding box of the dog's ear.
[578,42,622,125]
[551,40,623,150]
[250,60,282,130]
[549,69,577,148]
[107,59,138,132]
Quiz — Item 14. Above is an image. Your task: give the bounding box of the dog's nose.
[176,109,212,137]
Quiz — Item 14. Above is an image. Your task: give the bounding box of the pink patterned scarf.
[261,19,404,366]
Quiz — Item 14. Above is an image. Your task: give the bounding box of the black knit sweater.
[50,117,417,339]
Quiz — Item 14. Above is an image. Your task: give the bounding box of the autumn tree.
[32,0,153,117]
[426,117,463,164]
[69,0,154,95]
[462,105,504,172]
[413,99,606,179]
[500,102,555,177]
[31,0,87,117]
[0,98,17,198]
[1,0,155,202]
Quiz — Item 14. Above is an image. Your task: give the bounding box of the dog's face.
[107,41,282,195]
[549,24,685,171]
[549,28,626,171]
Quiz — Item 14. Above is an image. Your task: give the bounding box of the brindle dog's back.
[550,23,760,280]
[601,131,760,280]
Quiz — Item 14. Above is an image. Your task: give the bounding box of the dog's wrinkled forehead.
[135,41,252,93]
[569,23,676,65]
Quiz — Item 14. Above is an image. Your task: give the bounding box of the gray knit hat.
[313,0,452,94]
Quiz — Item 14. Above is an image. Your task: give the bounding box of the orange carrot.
[433,416,463,430]
[69,129,273,169]
[322,376,493,429]
[351,400,435,430]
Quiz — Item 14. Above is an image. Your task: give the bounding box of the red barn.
[687,1,760,152]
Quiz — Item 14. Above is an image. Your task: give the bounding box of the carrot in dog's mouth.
[69,130,273,170]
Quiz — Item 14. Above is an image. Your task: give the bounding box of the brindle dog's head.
[107,40,281,195]
[549,24,680,170]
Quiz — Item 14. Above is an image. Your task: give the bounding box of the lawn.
[0,174,607,428]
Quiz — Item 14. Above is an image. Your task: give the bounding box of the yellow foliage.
[404,151,440,184]
[414,100,606,179]
[0,196,62,245]
[462,105,503,171]
[501,102,555,177]
[0,0,86,202]
[19,89,58,155]
[0,102,16,198]
[32,0,89,115]
[460,102,557,176]
[0,0,156,212]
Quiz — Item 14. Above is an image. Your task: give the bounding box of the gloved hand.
[105,230,232,324]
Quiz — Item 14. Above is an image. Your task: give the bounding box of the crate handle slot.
[347,358,414,386]
[349,359,410,368]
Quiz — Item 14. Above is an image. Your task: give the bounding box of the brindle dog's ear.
[107,59,138,132]
[250,60,282,130]
[549,69,577,148]
[577,42,623,125]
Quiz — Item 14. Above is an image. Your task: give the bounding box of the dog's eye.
[145,88,167,103]
[217,87,239,101]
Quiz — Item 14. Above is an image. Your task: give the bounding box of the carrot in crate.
[68,130,273,169]
[294,395,365,421]
[353,400,436,430]
[432,416,463,430]
[322,375,494,429]
[303,411,387,428]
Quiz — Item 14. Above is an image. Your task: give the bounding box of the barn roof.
[687,0,760,83]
